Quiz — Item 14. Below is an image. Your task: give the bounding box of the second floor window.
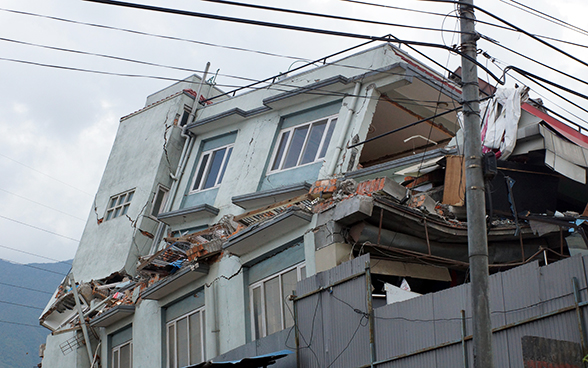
[105,189,135,221]
[167,308,205,368]
[191,144,233,192]
[270,115,338,173]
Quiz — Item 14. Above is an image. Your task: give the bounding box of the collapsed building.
[39,42,588,368]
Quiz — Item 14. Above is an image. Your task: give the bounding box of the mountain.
[0,259,71,368]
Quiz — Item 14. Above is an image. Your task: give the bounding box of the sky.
[0,0,587,265]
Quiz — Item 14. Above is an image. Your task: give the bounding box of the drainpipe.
[149,63,211,254]
[69,273,94,366]
[327,82,362,176]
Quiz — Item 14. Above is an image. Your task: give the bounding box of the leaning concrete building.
[39,42,588,368]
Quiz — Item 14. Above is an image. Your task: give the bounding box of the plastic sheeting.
[480,86,526,160]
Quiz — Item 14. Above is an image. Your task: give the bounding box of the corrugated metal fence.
[294,254,588,368]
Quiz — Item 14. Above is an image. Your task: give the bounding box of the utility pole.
[459,1,494,368]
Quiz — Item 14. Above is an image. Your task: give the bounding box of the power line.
[0,7,306,61]
[0,299,44,310]
[0,319,44,329]
[201,0,470,35]
[339,0,588,49]
[415,0,588,70]
[0,281,53,295]
[0,244,72,264]
[0,187,85,222]
[0,257,69,276]
[0,214,80,242]
[499,0,588,37]
[0,153,92,197]
[0,37,259,84]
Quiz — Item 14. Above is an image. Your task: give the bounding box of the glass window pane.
[177,317,189,368]
[300,266,306,280]
[217,147,232,185]
[281,269,298,329]
[168,325,175,368]
[113,350,119,368]
[106,210,113,221]
[109,198,117,208]
[252,287,263,340]
[113,207,121,218]
[120,344,131,368]
[319,118,337,158]
[300,121,327,165]
[203,148,226,189]
[283,126,309,169]
[126,191,134,202]
[193,154,210,191]
[264,276,282,335]
[121,204,130,216]
[271,131,290,171]
[189,312,202,364]
[152,188,167,216]
[117,194,126,205]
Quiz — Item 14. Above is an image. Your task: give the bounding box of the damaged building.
[39,42,588,368]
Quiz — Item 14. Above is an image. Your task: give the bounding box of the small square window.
[105,189,135,221]
[269,115,338,173]
[191,144,233,192]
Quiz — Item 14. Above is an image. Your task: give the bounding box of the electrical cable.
[483,41,588,89]
[503,66,588,102]
[0,214,80,242]
[416,0,588,70]
[499,0,588,37]
[0,37,259,83]
[0,319,44,328]
[201,0,471,36]
[0,7,306,61]
[0,187,85,222]
[339,0,588,49]
[0,153,92,197]
[0,244,72,264]
[0,299,44,310]
[0,281,54,295]
[81,0,504,85]
[0,257,69,276]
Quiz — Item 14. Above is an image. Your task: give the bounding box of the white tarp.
[480,86,526,160]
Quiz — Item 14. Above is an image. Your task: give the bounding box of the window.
[151,185,169,217]
[250,263,306,340]
[112,341,132,368]
[191,144,233,192]
[105,190,135,221]
[270,116,338,172]
[167,308,205,368]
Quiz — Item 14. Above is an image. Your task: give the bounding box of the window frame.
[249,262,306,340]
[268,115,338,174]
[151,185,170,217]
[189,143,234,194]
[105,189,135,221]
[112,340,133,368]
[166,307,206,368]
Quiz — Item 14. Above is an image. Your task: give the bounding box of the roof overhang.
[224,210,312,257]
[141,263,210,300]
[188,350,293,368]
[158,204,220,227]
[231,182,312,210]
[90,304,135,328]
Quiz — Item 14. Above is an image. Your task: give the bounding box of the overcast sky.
[0,0,587,265]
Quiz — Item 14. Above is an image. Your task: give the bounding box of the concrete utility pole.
[459,1,495,367]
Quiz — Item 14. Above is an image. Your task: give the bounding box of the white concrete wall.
[72,92,189,282]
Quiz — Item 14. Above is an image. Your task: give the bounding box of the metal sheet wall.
[293,254,588,368]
